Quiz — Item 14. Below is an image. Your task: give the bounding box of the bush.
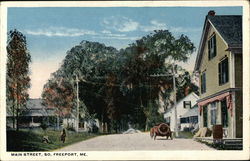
[67,126,75,132]
[40,121,48,131]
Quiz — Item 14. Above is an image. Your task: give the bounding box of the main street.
[58,132,214,151]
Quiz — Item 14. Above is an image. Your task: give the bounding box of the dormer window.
[208,34,217,60]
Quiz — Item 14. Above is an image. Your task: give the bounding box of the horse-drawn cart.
[150,123,173,140]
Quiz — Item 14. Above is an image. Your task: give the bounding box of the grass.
[7,128,98,151]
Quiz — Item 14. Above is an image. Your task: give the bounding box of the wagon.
[150,123,173,140]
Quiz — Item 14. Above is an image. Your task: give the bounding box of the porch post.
[232,92,236,138]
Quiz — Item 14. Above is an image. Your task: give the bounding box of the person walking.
[60,128,66,143]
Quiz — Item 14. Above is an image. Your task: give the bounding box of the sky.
[7,7,242,98]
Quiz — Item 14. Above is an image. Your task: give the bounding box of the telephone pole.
[150,63,179,137]
[172,63,179,137]
[75,74,80,133]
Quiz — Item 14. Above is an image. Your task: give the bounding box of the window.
[180,117,189,124]
[208,35,217,60]
[190,116,198,124]
[210,102,217,125]
[183,101,191,108]
[203,105,208,127]
[166,117,171,124]
[218,57,229,85]
[201,72,206,94]
[221,100,228,127]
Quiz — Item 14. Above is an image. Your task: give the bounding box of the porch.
[194,137,243,150]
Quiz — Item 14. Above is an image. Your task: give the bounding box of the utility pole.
[172,63,179,137]
[76,74,80,133]
[150,62,179,138]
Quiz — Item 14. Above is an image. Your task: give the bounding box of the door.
[203,105,208,127]
[221,99,228,128]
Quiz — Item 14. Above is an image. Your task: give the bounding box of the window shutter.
[218,62,221,85]
[203,73,206,93]
[225,58,229,82]
[208,40,211,60]
[213,35,217,57]
[200,74,203,93]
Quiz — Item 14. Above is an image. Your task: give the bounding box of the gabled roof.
[22,99,56,117]
[164,92,199,113]
[208,15,242,46]
[26,99,46,109]
[194,15,242,71]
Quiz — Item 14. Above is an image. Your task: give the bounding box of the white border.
[0,1,249,160]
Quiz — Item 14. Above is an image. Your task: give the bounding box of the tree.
[119,30,195,129]
[42,76,75,117]
[6,29,31,131]
[41,30,196,133]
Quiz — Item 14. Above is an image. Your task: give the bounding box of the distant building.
[164,92,199,131]
[7,99,57,128]
[63,114,100,132]
[194,11,242,138]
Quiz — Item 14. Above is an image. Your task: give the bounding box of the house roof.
[22,99,56,117]
[208,15,242,46]
[194,15,242,71]
[164,92,199,113]
[26,99,47,109]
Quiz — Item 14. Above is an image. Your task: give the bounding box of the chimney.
[208,10,216,16]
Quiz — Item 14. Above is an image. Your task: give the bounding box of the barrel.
[158,123,170,135]
[213,125,223,139]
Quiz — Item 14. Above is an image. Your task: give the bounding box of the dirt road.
[58,132,214,151]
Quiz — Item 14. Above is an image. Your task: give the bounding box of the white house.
[164,92,199,131]
[63,114,100,132]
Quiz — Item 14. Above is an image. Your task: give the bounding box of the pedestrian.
[60,128,66,143]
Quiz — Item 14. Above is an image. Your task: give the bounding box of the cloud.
[140,20,167,32]
[140,20,201,34]
[25,27,97,37]
[169,26,201,33]
[102,16,139,32]
[93,36,139,40]
[101,30,111,34]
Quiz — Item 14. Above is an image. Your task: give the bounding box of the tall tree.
[41,30,196,132]
[6,29,31,131]
[119,30,195,129]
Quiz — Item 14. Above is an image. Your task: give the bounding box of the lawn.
[7,129,98,151]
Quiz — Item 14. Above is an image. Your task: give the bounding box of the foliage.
[42,30,197,132]
[42,77,75,117]
[6,29,31,130]
[144,100,165,130]
[40,118,48,131]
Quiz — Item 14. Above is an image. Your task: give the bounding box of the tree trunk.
[12,105,15,129]
[16,108,19,131]
[145,118,149,131]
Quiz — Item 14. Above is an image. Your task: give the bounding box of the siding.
[199,25,231,99]
[235,54,243,88]
[235,90,242,138]
[234,54,243,138]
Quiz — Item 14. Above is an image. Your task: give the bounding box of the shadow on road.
[154,138,173,140]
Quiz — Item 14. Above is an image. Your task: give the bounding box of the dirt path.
[58,132,214,151]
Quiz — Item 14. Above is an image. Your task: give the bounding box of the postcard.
[0,1,249,160]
